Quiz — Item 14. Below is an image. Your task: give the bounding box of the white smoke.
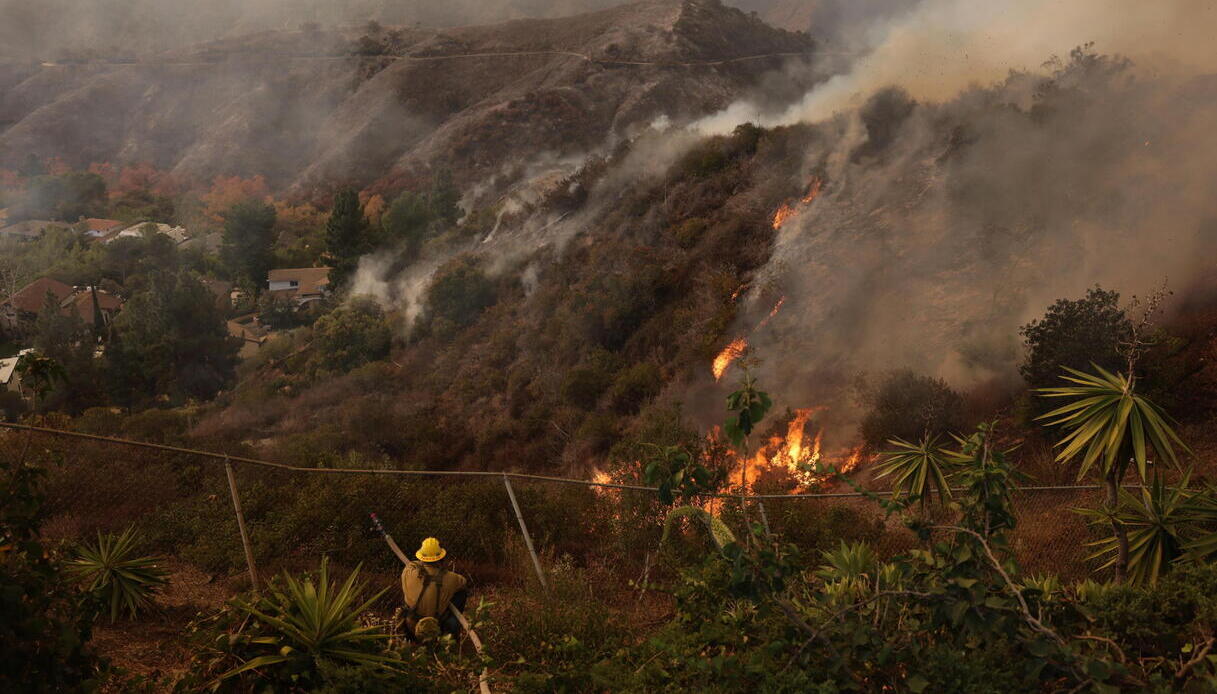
[692,0,1217,135]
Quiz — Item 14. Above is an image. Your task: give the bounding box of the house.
[0,219,70,242]
[267,267,331,308]
[1,277,75,335]
[107,221,190,245]
[59,287,123,329]
[79,218,126,243]
[0,348,34,394]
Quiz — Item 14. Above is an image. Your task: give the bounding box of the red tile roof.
[6,277,74,315]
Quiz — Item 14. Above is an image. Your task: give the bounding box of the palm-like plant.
[875,434,954,506]
[1180,483,1217,563]
[1079,474,1192,585]
[67,527,168,621]
[217,559,401,686]
[1037,365,1189,581]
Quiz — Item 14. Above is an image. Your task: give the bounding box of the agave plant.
[67,527,168,621]
[661,505,737,556]
[1038,365,1189,581]
[875,434,955,506]
[217,559,401,686]
[1078,474,1192,585]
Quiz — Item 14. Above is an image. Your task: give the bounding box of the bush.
[1020,286,1129,394]
[312,297,392,373]
[422,256,497,331]
[0,449,102,691]
[858,370,966,448]
[607,363,662,415]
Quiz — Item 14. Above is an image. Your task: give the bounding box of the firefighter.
[401,537,468,640]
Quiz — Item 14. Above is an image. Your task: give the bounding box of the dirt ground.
[92,560,236,691]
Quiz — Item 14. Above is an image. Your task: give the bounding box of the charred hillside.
[0,0,812,193]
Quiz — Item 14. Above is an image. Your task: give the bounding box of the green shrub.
[423,256,497,331]
[0,449,103,691]
[607,363,662,415]
[1020,286,1129,397]
[312,297,392,373]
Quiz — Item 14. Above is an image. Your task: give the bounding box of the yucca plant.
[1037,365,1189,581]
[1182,484,1217,563]
[67,527,168,622]
[1079,474,1192,585]
[216,558,402,687]
[875,433,955,506]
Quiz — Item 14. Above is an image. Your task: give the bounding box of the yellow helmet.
[416,537,446,562]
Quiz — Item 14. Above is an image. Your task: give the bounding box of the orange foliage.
[362,193,387,224]
[201,175,271,222]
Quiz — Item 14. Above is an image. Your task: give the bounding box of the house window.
[289,280,299,288]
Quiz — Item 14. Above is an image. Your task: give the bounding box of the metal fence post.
[224,458,260,592]
[502,474,547,588]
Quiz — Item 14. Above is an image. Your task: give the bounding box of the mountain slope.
[0,0,812,193]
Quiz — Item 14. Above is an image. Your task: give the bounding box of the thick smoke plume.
[736,57,1217,445]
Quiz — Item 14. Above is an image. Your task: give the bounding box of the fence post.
[502,474,547,588]
[224,458,260,592]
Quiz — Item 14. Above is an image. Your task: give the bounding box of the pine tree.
[221,200,277,291]
[325,188,372,290]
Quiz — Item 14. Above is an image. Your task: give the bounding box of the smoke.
[693,0,1217,135]
[737,53,1217,446]
[0,0,630,59]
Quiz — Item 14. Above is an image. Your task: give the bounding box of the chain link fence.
[4,423,1110,595]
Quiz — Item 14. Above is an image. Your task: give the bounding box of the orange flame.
[757,296,786,329]
[772,203,798,229]
[724,407,868,492]
[591,468,614,498]
[712,337,748,381]
[771,176,823,230]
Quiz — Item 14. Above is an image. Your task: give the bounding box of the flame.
[591,468,614,498]
[801,177,823,204]
[772,203,798,229]
[770,176,823,230]
[712,337,748,381]
[756,296,786,329]
[723,407,867,493]
[730,283,749,301]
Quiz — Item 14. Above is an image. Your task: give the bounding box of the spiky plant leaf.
[1077,474,1192,585]
[67,527,168,622]
[875,434,955,506]
[1037,365,1188,481]
[216,558,400,686]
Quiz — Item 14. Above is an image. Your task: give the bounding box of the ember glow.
[771,203,798,229]
[712,337,748,381]
[757,296,786,329]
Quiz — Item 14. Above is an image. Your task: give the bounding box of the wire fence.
[2,422,1110,594]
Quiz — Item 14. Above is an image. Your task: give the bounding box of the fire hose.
[370,513,492,694]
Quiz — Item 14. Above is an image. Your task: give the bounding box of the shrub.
[607,362,662,414]
[181,560,406,691]
[67,528,168,622]
[858,370,966,448]
[1020,286,1129,396]
[312,297,392,373]
[0,448,102,691]
[422,256,497,331]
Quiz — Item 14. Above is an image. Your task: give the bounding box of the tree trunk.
[1105,467,1130,583]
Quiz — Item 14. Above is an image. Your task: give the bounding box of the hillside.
[0,0,812,195]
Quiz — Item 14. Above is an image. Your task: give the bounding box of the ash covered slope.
[0,0,811,191]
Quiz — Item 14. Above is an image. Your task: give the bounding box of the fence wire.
[4,424,1109,594]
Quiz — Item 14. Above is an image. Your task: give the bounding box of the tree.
[105,270,240,407]
[858,370,966,449]
[14,351,66,411]
[1020,287,1130,398]
[427,169,462,228]
[30,290,99,411]
[221,200,277,291]
[381,191,430,261]
[311,297,391,373]
[1038,366,1189,582]
[325,188,373,290]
